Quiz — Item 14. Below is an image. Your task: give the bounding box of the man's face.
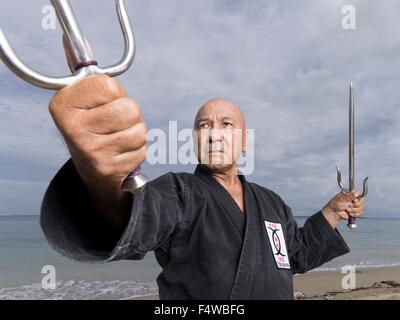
[193,99,247,172]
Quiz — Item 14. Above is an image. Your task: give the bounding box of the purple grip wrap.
[127,166,141,178]
[348,216,356,225]
[74,60,98,71]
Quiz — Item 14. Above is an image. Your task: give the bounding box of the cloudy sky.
[0,0,399,218]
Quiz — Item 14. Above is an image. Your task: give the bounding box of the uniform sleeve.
[281,202,350,275]
[40,159,189,263]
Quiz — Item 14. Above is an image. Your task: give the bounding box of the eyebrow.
[197,117,209,123]
[196,116,233,123]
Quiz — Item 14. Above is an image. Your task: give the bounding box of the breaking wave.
[0,279,158,300]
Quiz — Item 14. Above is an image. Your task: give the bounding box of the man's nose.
[208,128,223,143]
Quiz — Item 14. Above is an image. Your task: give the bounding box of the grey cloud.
[0,0,399,217]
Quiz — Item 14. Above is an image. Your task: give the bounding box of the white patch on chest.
[264,221,291,269]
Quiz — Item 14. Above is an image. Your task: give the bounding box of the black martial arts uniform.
[40,159,350,299]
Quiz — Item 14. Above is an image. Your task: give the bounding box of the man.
[40,46,365,300]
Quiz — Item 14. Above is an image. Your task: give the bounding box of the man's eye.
[224,122,232,127]
[199,123,208,128]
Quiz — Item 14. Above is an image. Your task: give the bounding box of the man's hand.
[49,75,147,189]
[48,38,147,233]
[322,190,365,229]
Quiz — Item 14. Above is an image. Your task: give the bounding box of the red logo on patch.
[268,227,285,257]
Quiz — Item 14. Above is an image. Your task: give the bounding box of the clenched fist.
[49,74,147,189]
[47,38,147,233]
[322,190,365,229]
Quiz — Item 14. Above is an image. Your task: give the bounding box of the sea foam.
[0,279,158,300]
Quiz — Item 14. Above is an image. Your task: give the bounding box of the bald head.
[194,98,246,130]
[193,98,248,171]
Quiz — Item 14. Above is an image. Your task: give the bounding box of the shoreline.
[129,267,400,300]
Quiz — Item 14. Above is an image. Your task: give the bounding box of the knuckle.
[136,122,148,146]
[130,99,143,122]
[48,96,58,117]
[119,98,142,122]
[125,122,147,148]
[97,74,126,99]
[48,91,67,120]
[138,121,148,136]
[139,144,147,162]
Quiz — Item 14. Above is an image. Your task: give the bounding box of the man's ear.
[242,129,248,153]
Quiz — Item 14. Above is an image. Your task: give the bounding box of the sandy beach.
[129,267,400,300]
[293,267,400,300]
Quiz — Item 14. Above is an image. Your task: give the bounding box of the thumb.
[62,35,94,73]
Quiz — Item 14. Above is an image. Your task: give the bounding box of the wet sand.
[129,267,400,300]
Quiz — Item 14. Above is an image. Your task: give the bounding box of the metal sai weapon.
[0,0,148,195]
[336,82,368,230]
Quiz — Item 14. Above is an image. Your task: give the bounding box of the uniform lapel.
[194,165,246,236]
[228,178,257,300]
[193,165,256,300]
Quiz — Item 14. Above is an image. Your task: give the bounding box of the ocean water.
[0,215,399,300]
[295,216,400,272]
